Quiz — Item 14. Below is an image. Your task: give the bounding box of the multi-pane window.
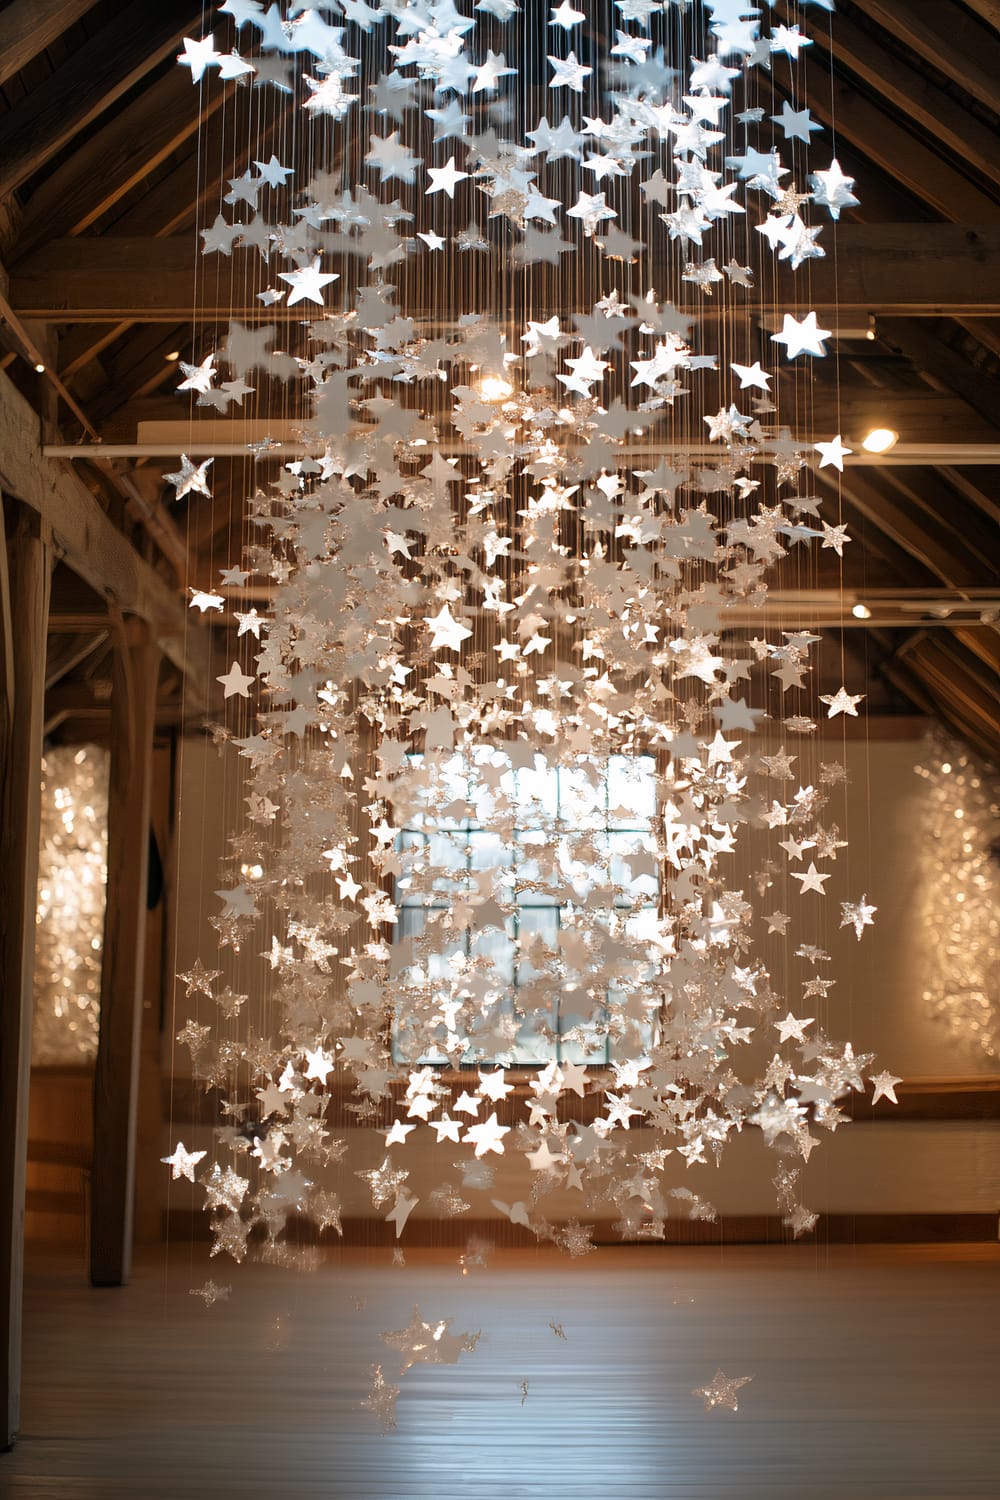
[392,752,659,1066]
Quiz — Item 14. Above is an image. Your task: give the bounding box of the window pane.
[392,750,660,1067]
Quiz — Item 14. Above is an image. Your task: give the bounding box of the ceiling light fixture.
[852,603,872,619]
[861,427,899,454]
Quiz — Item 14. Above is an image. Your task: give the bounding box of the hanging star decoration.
[359,1364,400,1431]
[693,1369,753,1412]
[161,1142,208,1182]
[164,455,213,501]
[163,0,900,1413]
[190,1279,232,1306]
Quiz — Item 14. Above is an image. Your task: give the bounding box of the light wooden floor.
[2,1242,998,1499]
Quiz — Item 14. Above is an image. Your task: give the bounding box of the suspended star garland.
[161,0,904,1417]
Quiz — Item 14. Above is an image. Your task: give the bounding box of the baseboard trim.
[163,1209,998,1248]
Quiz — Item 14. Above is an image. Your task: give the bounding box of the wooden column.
[0,499,51,1449]
[90,619,159,1287]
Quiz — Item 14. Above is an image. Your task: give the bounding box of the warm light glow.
[861,427,898,454]
[34,362,46,373]
[478,374,513,402]
[33,746,109,1065]
[915,735,1000,1060]
[852,603,872,619]
[165,350,180,361]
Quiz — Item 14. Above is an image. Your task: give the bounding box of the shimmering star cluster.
[168,0,890,1301]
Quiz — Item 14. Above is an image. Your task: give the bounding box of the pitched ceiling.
[0,0,997,755]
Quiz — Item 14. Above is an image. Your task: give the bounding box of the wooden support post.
[89,620,160,1287]
[0,499,51,1449]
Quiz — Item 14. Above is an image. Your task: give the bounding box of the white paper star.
[770,25,812,60]
[814,434,852,472]
[810,158,860,220]
[771,311,831,360]
[548,50,592,92]
[254,154,294,187]
[427,156,469,197]
[365,131,421,183]
[550,0,584,26]
[161,1142,207,1181]
[770,101,822,144]
[177,353,217,393]
[869,1070,901,1105]
[278,257,339,307]
[790,862,830,895]
[473,49,517,92]
[819,687,865,718]
[840,895,877,939]
[774,1012,814,1043]
[217,661,256,699]
[463,1112,510,1157]
[163,455,213,500]
[178,35,221,84]
[188,588,225,612]
[731,360,771,391]
[424,604,473,652]
[216,51,255,80]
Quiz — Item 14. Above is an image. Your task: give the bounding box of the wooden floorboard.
[2,1243,998,1498]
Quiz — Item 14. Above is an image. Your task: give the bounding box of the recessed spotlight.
[34,362,46,373]
[852,603,872,619]
[165,350,180,362]
[861,427,898,454]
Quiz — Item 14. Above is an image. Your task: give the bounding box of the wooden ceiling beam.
[780,53,1000,224]
[86,326,188,422]
[956,319,1000,362]
[835,496,939,588]
[14,226,1000,322]
[58,103,295,388]
[879,648,997,759]
[0,0,100,90]
[961,0,1000,30]
[951,625,1000,681]
[851,0,1000,115]
[872,469,1000,585]
[0,368,207,707]
[897,635,1000,748]
[810,4,1000,190]
[105,465,188,581]
[59,324,132,382]
[15,68,228,260]
[44,631,110,691]
[108,94,296,239]
[0,0,202,203]
[878,318,1000,431]
[824,468,988,588]
[936,466,1000,528]
[791,391,997,447]
[109,382,998,445]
